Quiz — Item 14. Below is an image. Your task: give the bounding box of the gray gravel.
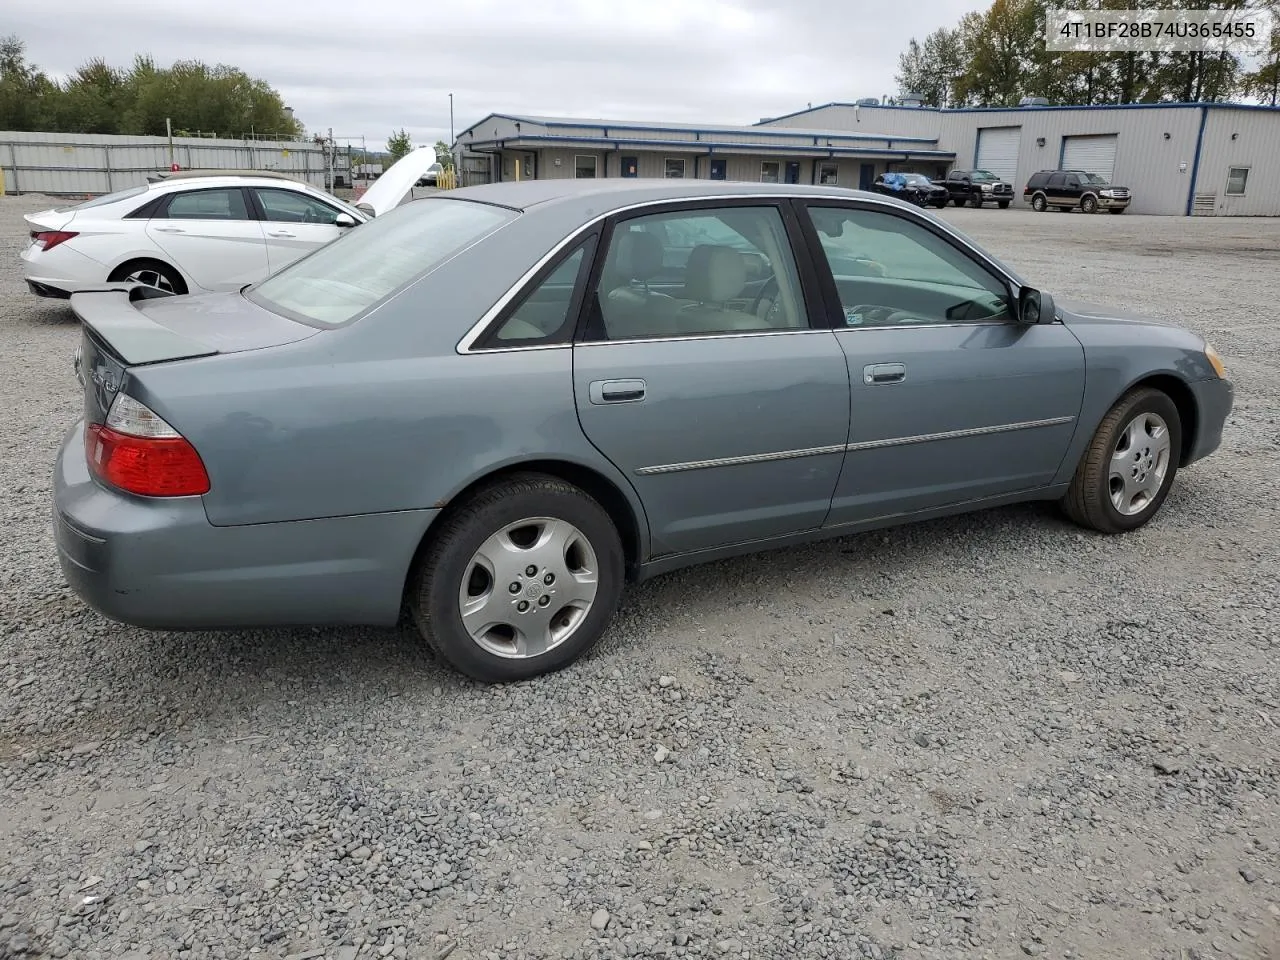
[2,195,1279,960]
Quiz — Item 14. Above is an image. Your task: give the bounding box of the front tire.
[410,474,625,682]
[1109,207,1127,215]
[970,191,984,208]
[1081,194,1099,214]
[1062,388,1182,534]
[997,200,1010,209]
[1031,193,1048,212]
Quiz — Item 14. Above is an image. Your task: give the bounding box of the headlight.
[1099,190,1114,197]
[1204,343,1226,378]
[980,184,992,192]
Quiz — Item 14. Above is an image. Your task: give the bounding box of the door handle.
[152,227,185,233]
[589,379,646,404]
[863,362,906,385]
[267,230,296,238]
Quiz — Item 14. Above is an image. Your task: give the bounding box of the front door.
[859,163,876,191]
[572,201,850,555]
[802,202,1085,525]
[709,158,727,180]
[785,161,801,184]
[144,186,269,292]
[250,186,349,274]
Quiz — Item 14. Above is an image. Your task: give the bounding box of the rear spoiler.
[69,289,219,367]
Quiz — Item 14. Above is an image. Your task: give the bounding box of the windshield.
[970,170,998,181]
[1079,172,1110,185]
[247,197,516,327]
[903,174,933,185]
[55,184,149,213]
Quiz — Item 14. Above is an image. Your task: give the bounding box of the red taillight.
[31,230,79,251]
[85,394,210,497]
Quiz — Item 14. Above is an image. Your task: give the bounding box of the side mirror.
[1018,287,1056,325]
[335,213,357,228]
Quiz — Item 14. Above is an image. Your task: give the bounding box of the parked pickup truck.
[933,169,1015,208]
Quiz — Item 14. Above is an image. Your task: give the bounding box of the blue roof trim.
[468,135,956,159]
[758,99,1280,123]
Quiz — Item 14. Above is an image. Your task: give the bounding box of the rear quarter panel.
[126,203,651,557]
[1050,313,1219,485]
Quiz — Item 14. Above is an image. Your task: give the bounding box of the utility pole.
[166,117,174,169]
[327,126,335,191]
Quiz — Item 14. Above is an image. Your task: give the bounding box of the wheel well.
[1130,374,1198,465]
[400,460,645,614]
[107,257,188,294]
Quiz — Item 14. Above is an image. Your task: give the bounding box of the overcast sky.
[8,0,981,148]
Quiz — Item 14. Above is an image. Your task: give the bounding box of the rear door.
[571,200,851,556]
[250,186,349,274]
[145,187,269,292]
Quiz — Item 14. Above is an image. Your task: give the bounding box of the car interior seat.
[599,230,682,338]
[677,244,772,334]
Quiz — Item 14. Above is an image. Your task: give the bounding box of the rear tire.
[1062,388,1182,534]
[107,259,187,296]
[410,473,625,683]
[1031,193,1048,212]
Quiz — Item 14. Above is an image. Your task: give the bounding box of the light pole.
[449,93,455,146]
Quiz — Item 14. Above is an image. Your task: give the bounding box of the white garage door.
[974,126,1021,184]
[1061,134,1118,183]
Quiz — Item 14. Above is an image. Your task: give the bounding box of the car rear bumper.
[53,420,438,630]
[1184,376,1234,465]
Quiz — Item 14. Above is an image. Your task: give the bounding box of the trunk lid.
[24,208,77,233]
[70,287,322,424]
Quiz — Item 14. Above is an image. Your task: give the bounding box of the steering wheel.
[750,274,778,317]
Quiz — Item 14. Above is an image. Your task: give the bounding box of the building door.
[859,163,875,190]
[785,161,801,184]
[709,158,727,180]
[621,156,639,178]
[1061,134,1118,183]
[974,126,1021,184]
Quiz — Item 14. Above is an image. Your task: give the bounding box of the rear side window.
[54,184,149,213]
[160,188,251,220]
[247,197,515,327]
[1047,173,1066,188]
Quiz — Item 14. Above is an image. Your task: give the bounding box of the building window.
[664,158,686,179]
[575,155,598,179]
[1225,166,1249,195]
[760,161,780,183]
[818,162,839,186]
[621,156,639,178]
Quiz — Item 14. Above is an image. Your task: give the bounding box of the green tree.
[387,128,412,162]
[433,139,454,170]
[0,35,57,130]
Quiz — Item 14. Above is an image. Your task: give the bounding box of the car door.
[799,200,1085,526]
[144,187,269,292]
[250,187,350,274]
[571,200,851,556]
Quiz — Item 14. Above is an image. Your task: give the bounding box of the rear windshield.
[55,184,149,213]
[246,197,516,327]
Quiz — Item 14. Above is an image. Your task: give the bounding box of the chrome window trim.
[634,416,1075,476]
[455,192,1023,355]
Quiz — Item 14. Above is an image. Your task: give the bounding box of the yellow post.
[0,166,6,196]
[514,156,521,181]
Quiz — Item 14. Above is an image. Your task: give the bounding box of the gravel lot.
[1,194,1278,960]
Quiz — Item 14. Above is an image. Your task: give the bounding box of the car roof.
[146,174,322,193]
[444,177,877,214]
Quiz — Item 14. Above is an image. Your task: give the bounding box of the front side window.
[247,197,515,327]
[819,163,839,185]
[484,239,595,346]
[588,205,809,341]
[808,205,1012,328]
[254,187,342,224]
[664,158,686,179]
[1226,166,1249,195]
[575,155,598,179]
[162,188,250,220]
[760,161,780,183]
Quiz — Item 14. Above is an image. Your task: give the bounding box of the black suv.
[934,169,1014,208]
[1024,170,1131,214]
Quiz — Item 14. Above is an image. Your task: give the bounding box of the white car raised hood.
[354,146,442,217]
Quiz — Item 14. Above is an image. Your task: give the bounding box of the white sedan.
[21,148,439,298]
